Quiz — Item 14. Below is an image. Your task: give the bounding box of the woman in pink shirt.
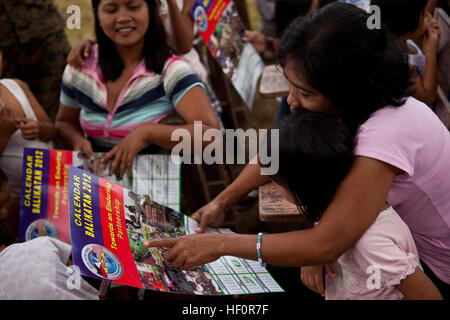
[145,3,450,298]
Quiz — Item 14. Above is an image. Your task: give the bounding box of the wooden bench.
[259,64,290,99]
[258,182,304,222]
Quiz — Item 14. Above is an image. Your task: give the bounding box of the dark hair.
[261,109,354,222]
[275,0,338,38]
[371,0,428,36]
[275,0,312,37]
[278,2,414,135]
[318,0,337,7]
[91,0,171,81]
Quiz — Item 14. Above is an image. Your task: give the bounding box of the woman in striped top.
[56,0,220,177]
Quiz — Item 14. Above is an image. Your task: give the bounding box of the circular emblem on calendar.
[194,6,208,32]
[81,244,124,280]
[25,219,58,240]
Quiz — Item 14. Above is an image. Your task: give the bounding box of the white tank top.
[0,79,52,197]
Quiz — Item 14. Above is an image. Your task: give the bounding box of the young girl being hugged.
[264,110,442,300]
[56,0,220,178]
[371,0,440,106]
[0,50,56,239]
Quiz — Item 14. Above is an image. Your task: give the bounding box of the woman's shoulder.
[355,97,450,176]
[360,97,442,132]
[162,55,200,86]
[0,78,34,104]
[62,45,101,86]
[162,55,191,74]
[63,44,99,74]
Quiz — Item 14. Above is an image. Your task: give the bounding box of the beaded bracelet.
[257,232,266,267]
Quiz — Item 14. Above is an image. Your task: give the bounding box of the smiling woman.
[55,0,220,177]
[98,0,150,45]
[92,0,168,81]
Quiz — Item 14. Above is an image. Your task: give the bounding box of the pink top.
[354,97,450,284]
[326,206,421,300]
[60,45,203,148]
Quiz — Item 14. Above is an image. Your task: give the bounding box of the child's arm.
[15,80,57,142]
[181,0,196,30]
[426,0,438,15]
[395,267,442,300]
[412,20,440,105]
[167,0,194,54]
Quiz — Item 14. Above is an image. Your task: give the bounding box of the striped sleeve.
[162,56,205,107]
[59,65,80,108]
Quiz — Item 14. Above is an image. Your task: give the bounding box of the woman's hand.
[242,30,269,53]
[66,39,95,69]
[191,199,227,233]
[300,264,336,297]
[144,233,225,269]
[73,138,94,158]
[16,118,39,140]
[101,125,150,178]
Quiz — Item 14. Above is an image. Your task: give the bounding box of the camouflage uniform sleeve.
[0,0,65,45]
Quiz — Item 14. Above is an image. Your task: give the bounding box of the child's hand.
[242,30,269,53]
[191,200,227,233]
[16,118,40,140]
[300,264,336,297]
[101,125,149,178]
[66,39,94,70]
[0,107,17,138]
[422,18,440,56]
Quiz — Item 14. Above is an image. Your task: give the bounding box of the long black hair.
[371,0,428,36]
[274,0,338,38]
[91,0,171,81]
[278,2,414,135]
[261,109,354,222]
[274,0,312,37]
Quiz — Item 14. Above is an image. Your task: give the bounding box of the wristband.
[257,232,266,267]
